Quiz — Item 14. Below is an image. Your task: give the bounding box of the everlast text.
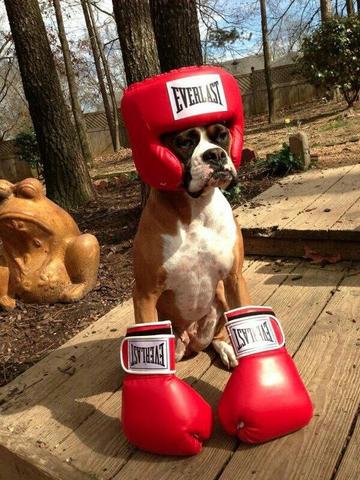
[130,343,165,367]
[232,321,275,351]
[170,80,223,114]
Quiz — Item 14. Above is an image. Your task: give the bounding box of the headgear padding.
[121,65,244,191]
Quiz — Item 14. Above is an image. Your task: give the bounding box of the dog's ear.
[160,131,177,149]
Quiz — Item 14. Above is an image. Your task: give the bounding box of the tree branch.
[89,1,113,17]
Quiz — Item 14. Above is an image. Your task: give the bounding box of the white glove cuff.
[225,306,285,359]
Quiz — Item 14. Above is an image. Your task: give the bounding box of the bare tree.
[53,0,94,166]
[87,1,120,151]
[81,0,119,151]
[196,0,256,62]
[149,0,203,72]
[0,35,12,61]
[0,60,12,104]
[112,0,160,85]
[4,0,94,208]
[346,0,354,15]
[320,0,332,22]
[260,0,275,123]
[267,0,320,57]
[112,0,160,207]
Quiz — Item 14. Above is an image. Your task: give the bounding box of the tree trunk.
[81,0,117,151]
[112,0,160,85]
[4,0,94,208]
[346,0,354,15]
[260,0,275,124]
[53,0,94,166]
[112,0,161,207]
[320,0,332,22]
[149,0,202,72]
[87,1,120,151]
[357,0,360,15]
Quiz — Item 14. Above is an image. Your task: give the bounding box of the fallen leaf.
[304,246,342,265]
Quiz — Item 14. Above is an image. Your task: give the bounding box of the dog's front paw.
[212,340,238,369]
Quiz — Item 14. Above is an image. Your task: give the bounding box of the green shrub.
[222,183,242,205]
[266,143,302,176]
[15,129,43,177]
[297,15,360,108]
[125,171,140,182]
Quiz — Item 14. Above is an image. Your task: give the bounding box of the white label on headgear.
[166,74,227,120]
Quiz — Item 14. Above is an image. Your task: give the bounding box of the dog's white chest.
[162,189,236,320]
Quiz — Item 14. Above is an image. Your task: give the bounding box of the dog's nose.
[203,148,227,166]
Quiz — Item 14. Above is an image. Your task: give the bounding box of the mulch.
[0,134,348,387]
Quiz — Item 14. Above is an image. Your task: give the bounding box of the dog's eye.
[175,138,193,149]
[217,131,228,142]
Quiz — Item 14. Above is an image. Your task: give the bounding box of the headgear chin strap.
[121,65,244,191]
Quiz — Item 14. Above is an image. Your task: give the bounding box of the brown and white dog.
[132,123,251,368]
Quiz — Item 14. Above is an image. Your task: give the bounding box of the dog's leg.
[210,281,237,369]
[213,226,251,368]
[133,287,160,324]
[174,330,191,362]
[223,225,251,307]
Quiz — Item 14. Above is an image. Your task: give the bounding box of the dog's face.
[162,124,237,197]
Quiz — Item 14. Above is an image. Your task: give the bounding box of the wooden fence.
[236,64,322,117]
[0,64,321,183]
[0,140,33,183]
[84,111,129,156]
[0,113,129,183]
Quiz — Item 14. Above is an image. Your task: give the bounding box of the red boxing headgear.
[121,65,244,191]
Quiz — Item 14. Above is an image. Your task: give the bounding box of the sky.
[0,0,330,117]
[0,0,263,62]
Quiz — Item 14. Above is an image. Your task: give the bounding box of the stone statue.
[0,178,100,311]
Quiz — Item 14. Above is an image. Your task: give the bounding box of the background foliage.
[298,15,360,107]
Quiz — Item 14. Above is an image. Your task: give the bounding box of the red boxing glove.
[120,321,213,455]
[218,306,313,443]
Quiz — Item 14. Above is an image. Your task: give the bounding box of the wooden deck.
[235,164,360,260]
[0,256,359,480]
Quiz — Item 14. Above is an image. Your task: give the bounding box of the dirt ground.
[1,98,359,387]
[245,99,360,168]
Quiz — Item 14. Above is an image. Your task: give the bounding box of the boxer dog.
[132,122,251,369]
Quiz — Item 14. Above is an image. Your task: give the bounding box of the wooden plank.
[0,258,264,477]
[218,271,360,480]
[40,259,300,479]
[0,300,134,430]
[289,163,360,231]
[334,414,360,480]
[0,259,254,427]
[53,352,212,480]
[112,262,345,480]
[235,165,360,259]
[234,165,354,230]
[243,237,360,260]
[0,431,90,480]
[0,300,132,407]
[332,197,360,232]
[0,258,352,480]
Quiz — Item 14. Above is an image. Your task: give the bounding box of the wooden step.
[235,164,360,259]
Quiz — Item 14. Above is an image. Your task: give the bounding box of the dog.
[132,123,251,368]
